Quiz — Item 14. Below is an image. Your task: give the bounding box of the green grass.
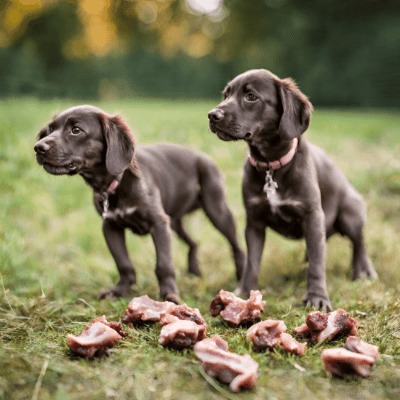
[1,98,400,400]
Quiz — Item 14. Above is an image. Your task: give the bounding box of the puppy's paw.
[188,261,201,277]
[98,284,131,300]
[362,266,378,280]
[302,292,332,313]
[165,293,180,304]
[234,286,251,298]
[353,264,378,280]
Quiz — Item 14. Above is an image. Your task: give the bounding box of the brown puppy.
[34,105,245,302]
[208,69,377,311]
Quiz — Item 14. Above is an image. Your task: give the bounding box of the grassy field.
[1,98,400,400]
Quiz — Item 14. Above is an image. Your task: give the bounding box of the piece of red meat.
[279,332,307,356]
[294,309,358,343]
[160,303,206,326]
[67,315,126,358]
[159,320,207,349]
[194,335,259,392]
[247,319,307,355]
[210,290,266,326]
[122,295,174,324]
[322,348,375,378]
[344,336,379,361]
[246,319,287,351]
[158,303,207,349]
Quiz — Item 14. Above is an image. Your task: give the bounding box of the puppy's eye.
[71,126,81,135]
[246,93,258,102]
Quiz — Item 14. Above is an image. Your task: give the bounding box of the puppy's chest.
[247,190,306,236]
[98,197,152,235]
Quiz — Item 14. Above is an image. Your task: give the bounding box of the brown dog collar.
[248,138,298,171]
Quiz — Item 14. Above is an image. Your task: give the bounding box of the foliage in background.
[0,99,400,399]
[0,0,399,106]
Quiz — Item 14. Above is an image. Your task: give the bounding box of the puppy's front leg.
[99,220,137,299]
[235,223,266,297]
[302,209,332,312]
[150,216,179,304]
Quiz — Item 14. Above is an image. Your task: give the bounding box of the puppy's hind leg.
[335,197,378,280]
[171,218,200,276]
[197,158,246,281]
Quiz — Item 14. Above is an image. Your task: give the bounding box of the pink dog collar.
[107,179,119,194]
[248,138,298,171]
[94,179,120,201]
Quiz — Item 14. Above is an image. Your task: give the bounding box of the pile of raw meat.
[67,290,379,392]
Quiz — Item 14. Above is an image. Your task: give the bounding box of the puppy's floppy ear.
[276,78,313,140]
[100,113,138,176]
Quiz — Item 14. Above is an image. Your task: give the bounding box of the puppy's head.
[208,69,312,142]
[34,105,135,176]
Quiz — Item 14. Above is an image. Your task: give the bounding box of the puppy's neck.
[247,132,298,164]
[80,166,123,195]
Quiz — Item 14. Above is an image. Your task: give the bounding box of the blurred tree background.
[0,0,399,106]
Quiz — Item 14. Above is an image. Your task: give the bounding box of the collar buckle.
[96,179,120,219]
[102,194,109,219]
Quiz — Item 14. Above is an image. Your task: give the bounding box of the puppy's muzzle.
[34,137,81,174]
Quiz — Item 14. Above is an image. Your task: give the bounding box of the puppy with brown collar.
[208,69,377,311]
[34,105,245,303]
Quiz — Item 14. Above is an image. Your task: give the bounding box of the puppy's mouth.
[43,162,81,175]
[36,155,82,175]
[209,122,247,142]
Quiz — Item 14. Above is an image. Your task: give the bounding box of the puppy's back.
[135,143,222,217]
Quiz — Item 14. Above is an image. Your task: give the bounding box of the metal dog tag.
[102,194,109,219]
[263,169,278,198]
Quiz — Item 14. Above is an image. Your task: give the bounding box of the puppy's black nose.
[34,141,50,154]
[208,109,224,122]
